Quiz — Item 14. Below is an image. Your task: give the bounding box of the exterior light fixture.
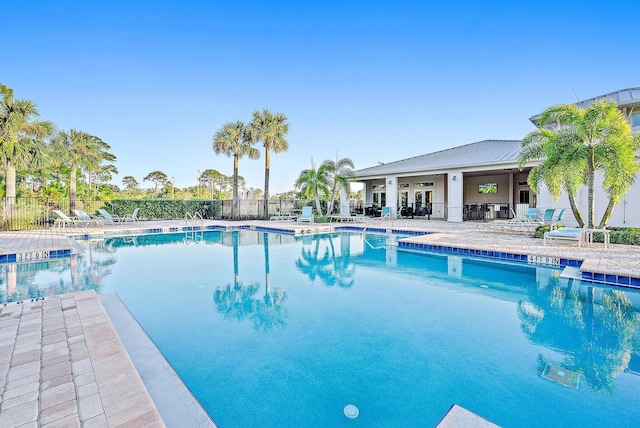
[451,175,457,181]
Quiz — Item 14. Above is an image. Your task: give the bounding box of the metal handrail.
[184,211,204,228]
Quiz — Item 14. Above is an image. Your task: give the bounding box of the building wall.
[536,170,640,228]
[463,174,511,204]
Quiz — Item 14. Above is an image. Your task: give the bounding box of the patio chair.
[541,209,555,225]
[523,207,540,222]
[97,209,124,224]
[297,206,314,223]
[121,208,140,222]
[380,206,392,220]
[51,210,93,228]
[544,226,586,247]
[551,209,565,229]
[51,210,76,228]
[72,209,104,227]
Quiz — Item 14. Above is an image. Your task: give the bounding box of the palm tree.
[322,154,355,216]
[247,109,289,219]
[51,129,102,209]
[519,127,587,226]
[519,99,639,228]
[0,95,53,202]
[294,158,331,215]
[213,121,260,219]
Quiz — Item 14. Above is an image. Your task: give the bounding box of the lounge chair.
[329,214,365,223]
[541,209,555,225]
[122,208,140,222]
[97,209,121,224]
[551,209,565,229]
[544,226,586,247]
[380,206,392,220]
[297,206,314,223]
[270,211,295,221]
[51,210,93,228]
[72,209,104,227]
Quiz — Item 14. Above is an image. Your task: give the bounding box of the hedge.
[534,224,640,245]
[107,199,221,220]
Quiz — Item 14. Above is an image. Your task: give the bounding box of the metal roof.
[353,140,522,178]
[530,87,640,125]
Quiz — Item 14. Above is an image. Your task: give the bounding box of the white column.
[447,171,463,222]
[339,184,350,216]
[385,176,398,218]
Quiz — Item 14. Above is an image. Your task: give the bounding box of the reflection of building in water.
[350,240,640,394]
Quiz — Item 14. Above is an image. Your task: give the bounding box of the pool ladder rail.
[184,211,204,228]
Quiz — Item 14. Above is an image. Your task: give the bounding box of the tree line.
[2,83,357,221]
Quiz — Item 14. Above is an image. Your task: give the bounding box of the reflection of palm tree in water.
[518,276,640,393]
[213,231,287,331]
[296,234,355,288]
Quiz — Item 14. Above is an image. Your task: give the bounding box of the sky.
[3,0,639,193]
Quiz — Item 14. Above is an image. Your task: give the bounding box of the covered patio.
[352,140,535,222]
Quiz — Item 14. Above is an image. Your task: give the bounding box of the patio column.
[339,184,350,216]
[447,171,463,222]
[385,176,398,218]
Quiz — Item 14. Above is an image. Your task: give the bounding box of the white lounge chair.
[51,210,94,228]
[97,209,124,223]
[72,209,104,227]
[544,226,586,247]
[122,208,140,222]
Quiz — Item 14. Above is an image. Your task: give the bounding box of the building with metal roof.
[350,88,640,226]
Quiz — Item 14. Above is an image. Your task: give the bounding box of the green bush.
[107,199,221,220]
[313,215,331,223]
[606,227,640,246]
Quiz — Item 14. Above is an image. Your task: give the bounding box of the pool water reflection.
[2,230,640,427]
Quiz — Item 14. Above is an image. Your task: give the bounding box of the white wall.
[447,171,464,222]
[536,171,640,228]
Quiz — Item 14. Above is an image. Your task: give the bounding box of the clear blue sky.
[3,0,639,193]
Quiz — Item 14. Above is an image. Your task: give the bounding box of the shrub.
[107,199,221,220]
[534,225,640,245]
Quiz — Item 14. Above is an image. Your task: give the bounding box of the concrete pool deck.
[0,218,639,426]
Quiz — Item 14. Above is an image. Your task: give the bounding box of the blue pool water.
[2,230,640,427]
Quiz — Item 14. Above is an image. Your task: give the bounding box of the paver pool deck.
[0,218,639,427]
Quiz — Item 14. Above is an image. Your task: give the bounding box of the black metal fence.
[0,197,311,231]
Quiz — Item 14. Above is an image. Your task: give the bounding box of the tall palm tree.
[51,129,102,209]
[213,121,260,219]
[294,158,331,215]
[519,99,639,228]
[247,109,289,219]
[322,154,355,216]
[519,128,587,226]
[0,95,53,202]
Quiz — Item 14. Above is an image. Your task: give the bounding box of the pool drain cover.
[344,404,359,419]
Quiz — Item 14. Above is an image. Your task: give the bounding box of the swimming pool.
[2,229,640,427]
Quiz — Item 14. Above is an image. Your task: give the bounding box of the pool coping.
[99,293,217,428]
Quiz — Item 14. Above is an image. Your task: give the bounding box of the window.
[414,182,434,187]
[633,113,640,128]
